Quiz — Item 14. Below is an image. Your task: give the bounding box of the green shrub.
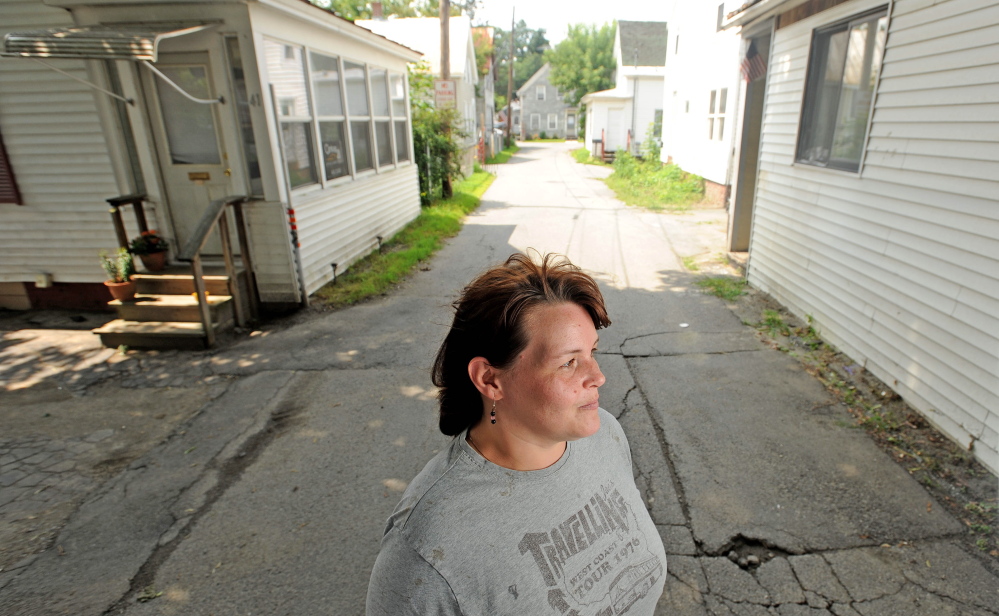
[606,152,704,210]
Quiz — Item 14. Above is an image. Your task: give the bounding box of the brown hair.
[431,252,610,436]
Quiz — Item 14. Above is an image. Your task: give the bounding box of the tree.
[491,21,550,96]
[471,27,494,79]
[310,0,478,20]
[545,22,616,107]
[408,62,464,205]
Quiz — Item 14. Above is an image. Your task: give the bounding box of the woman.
[366,253,666,615]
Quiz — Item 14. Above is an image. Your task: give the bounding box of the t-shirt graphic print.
[518,483,663,616]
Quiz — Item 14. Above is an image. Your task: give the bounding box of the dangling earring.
[490,399,497,424]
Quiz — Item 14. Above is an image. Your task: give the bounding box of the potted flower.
[130,230,169,271]
[100,247,136,302]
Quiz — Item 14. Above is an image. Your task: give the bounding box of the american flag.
[741,41,767,82]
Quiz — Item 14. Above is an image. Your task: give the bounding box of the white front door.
[144,52,236,255]
[606,108,623,151]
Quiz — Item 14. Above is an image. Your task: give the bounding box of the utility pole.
[440,0,453,198]
[505,8,514,146]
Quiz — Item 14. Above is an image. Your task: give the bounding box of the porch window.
[266,38,412,189]
[310,51,350,181]
[225,36,263,196]
[390,73,410,162]
[264,40,317,187]
[796,8,887,172]
[370,68,393,167]
[345,61,373,173]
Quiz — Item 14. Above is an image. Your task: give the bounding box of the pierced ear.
[468,357,502,400]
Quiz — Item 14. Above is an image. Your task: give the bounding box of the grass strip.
[485,144,520,165]
[571,147,610,166]
[313,170,494,309]
[695,277,747,301]
[604,153,704,211]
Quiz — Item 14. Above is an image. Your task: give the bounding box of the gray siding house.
[516,63,578,140]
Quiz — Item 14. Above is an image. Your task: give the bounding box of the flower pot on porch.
[104,279,136,302]
[139,250,168,272]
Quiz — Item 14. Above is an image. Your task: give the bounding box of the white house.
[581,21,667,158]
[0,0,421,346]
[722,0,999,475]
[658,3,743,209]
[356,15,479,168]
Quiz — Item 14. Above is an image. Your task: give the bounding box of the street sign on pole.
[434,79,456,109]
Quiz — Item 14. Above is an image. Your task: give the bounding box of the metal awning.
[2,23,216,62]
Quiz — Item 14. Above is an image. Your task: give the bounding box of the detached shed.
[1,0,421,345]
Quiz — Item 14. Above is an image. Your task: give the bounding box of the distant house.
[721,0,999,475]
[581,21,667,157]
[0,0,421,343]
[516,63,578,140]
[357,15,479,170]
[658,3,742,208]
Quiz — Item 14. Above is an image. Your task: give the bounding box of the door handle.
[224,168,232,177]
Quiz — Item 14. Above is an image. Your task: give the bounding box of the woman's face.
[496,302,606,446]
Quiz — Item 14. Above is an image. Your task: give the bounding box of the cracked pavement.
[0,142,996,615]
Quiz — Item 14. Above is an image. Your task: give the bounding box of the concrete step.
[109,293,233,324]
[92,320,217,350]
[132,273,232,296]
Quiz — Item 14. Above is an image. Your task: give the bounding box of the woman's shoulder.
[384,439,474,532]
[592,408,631,455]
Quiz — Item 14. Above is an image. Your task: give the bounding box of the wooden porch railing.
[106,193,150,250]
[176,195,257,348]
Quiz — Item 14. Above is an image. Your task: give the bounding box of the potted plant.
[130,230,169,271]
[100,247,136,302]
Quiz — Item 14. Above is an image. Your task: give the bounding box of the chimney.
[372,2,383,19]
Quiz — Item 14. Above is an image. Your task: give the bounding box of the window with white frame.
[310,51,349,181]
[264,39,411,188]
[707,88,727,141]
[344,60,373,173]
[530,114,541,130]
[390,73,409,162]
[548,114,558,130]
[266,43,316,187]
[536,85,545,100]
[370,67,393,168]
[797,8,887,172]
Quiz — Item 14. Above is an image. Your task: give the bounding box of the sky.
[473,0,675,45]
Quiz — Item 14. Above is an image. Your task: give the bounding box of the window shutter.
[0,130,21,205]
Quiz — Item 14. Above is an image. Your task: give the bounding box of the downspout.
[269,84,309,307]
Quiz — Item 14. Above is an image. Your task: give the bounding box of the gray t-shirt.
[366,409,667,615]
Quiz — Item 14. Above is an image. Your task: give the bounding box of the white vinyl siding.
[246,201,300,302]
[296,164,419,294]
[0,0,123,284]
[748,0,999,474]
